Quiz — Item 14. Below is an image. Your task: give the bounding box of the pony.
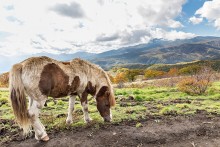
[9,56,115,141]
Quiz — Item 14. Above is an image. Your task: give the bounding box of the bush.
[0,72,9,87]
[177,67,214,95]
[178,78,209,95]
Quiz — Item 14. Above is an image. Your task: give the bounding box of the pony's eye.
[105,104,110,107]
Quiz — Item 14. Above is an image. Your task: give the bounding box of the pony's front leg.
[80,92,92,123]
[66,95,76,124]
[28,99,49,141]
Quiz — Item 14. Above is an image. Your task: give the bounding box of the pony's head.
[96,86,115,122]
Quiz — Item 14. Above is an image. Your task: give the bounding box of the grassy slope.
[1,82,220,142]
[147,60,220,72]
[114,60,220,72]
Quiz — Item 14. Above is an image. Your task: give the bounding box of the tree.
[144,69,166,79]
[125,69,140,82]
[167,68,179,77]
[114,72,127,84]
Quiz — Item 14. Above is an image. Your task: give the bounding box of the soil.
[2,113,220,147]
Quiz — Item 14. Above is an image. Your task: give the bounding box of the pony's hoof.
[41,135,50,142]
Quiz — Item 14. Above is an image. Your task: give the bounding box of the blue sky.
[0,0,220,56]
[180,0,220,36]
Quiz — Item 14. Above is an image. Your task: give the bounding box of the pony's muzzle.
[103,115,111,122]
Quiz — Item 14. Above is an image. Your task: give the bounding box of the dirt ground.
[2,113,220,147]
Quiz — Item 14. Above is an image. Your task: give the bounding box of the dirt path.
[2,114,220,147]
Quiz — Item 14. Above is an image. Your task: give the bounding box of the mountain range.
[1,36,220,73]
[89,36,220,69]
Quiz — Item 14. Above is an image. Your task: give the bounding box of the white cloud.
[193,0,220,29]
[150,28,195,41]
[0,0,192,56]
[189,16,203,25]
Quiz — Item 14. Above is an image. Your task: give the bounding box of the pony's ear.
[97,86,108,97]
[105,91,110,97]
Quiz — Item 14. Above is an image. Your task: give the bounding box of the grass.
[2,81,220,142]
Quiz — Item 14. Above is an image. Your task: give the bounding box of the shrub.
[177,67,214,95]
[0,72,9,87]
[178,78,210,95]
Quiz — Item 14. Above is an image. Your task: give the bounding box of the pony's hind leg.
[28,98,49,141]
[66,95,76,124]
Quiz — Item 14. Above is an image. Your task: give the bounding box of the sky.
[0,0,220,56]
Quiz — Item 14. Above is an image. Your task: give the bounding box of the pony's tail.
[9,63,31,135]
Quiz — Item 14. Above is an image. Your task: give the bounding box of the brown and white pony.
[9,56,115,141]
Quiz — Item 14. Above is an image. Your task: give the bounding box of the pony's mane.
[71,58,116,106]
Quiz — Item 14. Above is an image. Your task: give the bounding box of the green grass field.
[1,82,220,142]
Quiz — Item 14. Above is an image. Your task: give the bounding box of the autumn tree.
[167,68,179,77]
[114,72,127,83]
[144,69,166,79]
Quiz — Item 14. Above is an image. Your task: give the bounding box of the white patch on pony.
[66,96,76,124]
[110,109,112,119]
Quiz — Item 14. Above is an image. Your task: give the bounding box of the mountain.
[88,36,220,69]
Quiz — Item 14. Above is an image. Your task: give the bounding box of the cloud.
[0,0,194,56]
[120,29,151,45]
[50,2,85,18]
[163,30,196,41]
[189,16,203,25]
[6,16,23,25]
[193,0,220,29]
[96,33,119,42]
[137,0,185,28]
